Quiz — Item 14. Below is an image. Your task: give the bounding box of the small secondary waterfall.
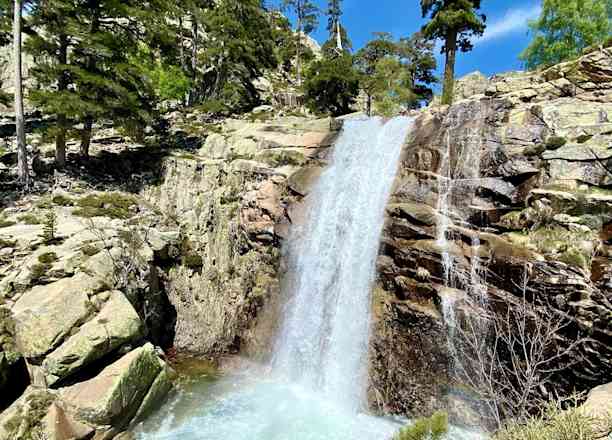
[273,116,413,411]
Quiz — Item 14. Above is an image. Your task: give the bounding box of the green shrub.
[545,136,567,150]
[37,252,58,264]
[494,401,612,440]
[576,134,593,144]
[183,254,203,269]
[73,193,137,219]
[524,144,546,157]
[30,263,51,285]
[394,411,449,440]
[17,213,41,225]
[81,244,100,257]
[52,194,74,206]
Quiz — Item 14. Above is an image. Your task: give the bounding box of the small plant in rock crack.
[40,210,58,244]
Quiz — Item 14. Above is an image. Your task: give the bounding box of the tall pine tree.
[281,0,319,86]
[27,0,175,163]
[420,0,486,105]
[397,32,438,106]
[520,0,611,70]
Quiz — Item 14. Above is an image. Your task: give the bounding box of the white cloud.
[477,5,541,44]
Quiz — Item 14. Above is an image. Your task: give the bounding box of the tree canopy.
[520,0,612,70]
[420,0,486,105]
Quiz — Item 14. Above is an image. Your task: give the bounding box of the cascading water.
[135,116,484,440]
[273,116,412,411]
[134,116,409,440]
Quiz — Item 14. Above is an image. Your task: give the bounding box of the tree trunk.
[80,11,99,159]
[367,94,372,117]
[296,14,302,87]
[441,30,457,106]
[14,0,28,188]
[80,116,93,158]
[188,15,198,106]
[55,35,68,168]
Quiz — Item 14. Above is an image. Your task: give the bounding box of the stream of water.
[134,116,484,440]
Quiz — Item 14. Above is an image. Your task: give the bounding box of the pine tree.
[420,0,486,105]
[26,0,175,163]
[397,32,438,107]
[303,52,359,116]
[323,0,351,55]
[198,0,278,111]
[281,0,319,86]
[355,32,397,115]
[322,24,352,57]
[520,0,611,70]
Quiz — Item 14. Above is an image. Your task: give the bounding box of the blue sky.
[280,0,542,79]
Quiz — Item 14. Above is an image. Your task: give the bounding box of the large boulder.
[12,273,102,359]
[42,290,144,386]
[60,343,168,429]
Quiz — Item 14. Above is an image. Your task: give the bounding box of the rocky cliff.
[370,46,612,422]
[0,113,339,438]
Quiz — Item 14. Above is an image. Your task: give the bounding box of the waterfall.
[273,116,414,410]
[135,116,414,440]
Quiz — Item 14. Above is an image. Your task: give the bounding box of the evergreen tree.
[420,0,486,105]
[397,32,438,107]
[520,0,611,70]
[281,0,319,86]
[198,0,278,111]
[322,24,352,57]
[371,57,416,116]
[26,0,175,163]
[355,32,397,115]
[323,0,351,55]
[303,53,359,116]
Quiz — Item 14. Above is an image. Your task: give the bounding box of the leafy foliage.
[520,0,612,70]
[303,53,360,116]
[197,0,279,111]
[394,411,449,440]
[397,32,438,105]
[493,400,612,440]
[355,32,437,114]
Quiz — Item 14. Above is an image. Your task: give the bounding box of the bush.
[52,194,74,207]
[494,401,612,440]
[18,213,41,225]
[73,193,137,219]
[394,411,449,440]
[545,136,567,150]
[37,252,58,264]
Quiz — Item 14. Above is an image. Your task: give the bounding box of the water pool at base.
[133,369,486,440]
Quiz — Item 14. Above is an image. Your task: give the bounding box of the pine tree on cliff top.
[420,0,486,106]
[520,0,612,70]
[281,0,319,86]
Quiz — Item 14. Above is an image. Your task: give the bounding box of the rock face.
[143,116,339,357]
[370,46,612,421]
